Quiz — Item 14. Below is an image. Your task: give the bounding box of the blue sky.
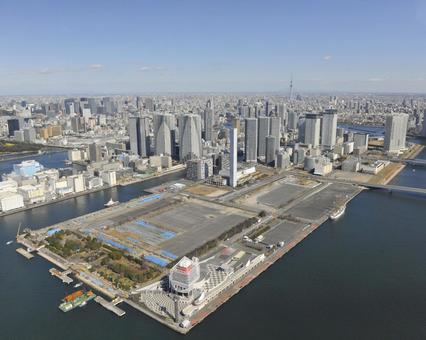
[0,0,425,95]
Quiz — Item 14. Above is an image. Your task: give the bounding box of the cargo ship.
[59,290,96,312]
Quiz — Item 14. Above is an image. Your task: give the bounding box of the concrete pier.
[49,268,73,284]
[94,296,126,317]
[16,248,34,259]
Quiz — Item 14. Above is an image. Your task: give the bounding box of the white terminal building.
[169,257,201,296]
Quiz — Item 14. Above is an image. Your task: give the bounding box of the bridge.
[360,183,426,195]
[402,158,426,167]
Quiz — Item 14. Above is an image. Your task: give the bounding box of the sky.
[0,0,426,95]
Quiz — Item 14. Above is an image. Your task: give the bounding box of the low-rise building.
[17,184,45,204]
[0,192,24,212]
[101,170,117,186]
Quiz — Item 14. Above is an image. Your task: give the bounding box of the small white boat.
[330,205,346,220]
[74,282,83,288]
[6,240,14,245]
[104,198,119,208]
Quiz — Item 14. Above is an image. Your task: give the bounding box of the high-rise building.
[136,96,143,110]
[321,109,338,149]
[384,113,408,153]
[179,114,202,161]
[145,98,155,112]
[153,113,173,156]
[229,127,237,187]
[129,116,150,157]
[88,143,102,162]
[88,98,97,116]
[204,107,214,142]
[244,118,258,162]
[304,113,321,147]
[421,109,426,137]
[277,103,287,129]
[7,118,21,137]
[64,98,77,115]
[265,135,277,166]
[70,116,81,133]
[257,117,270,157]
[102,97,115,115]
[287,111,298,131]
[353,133,369,153]
[269,116,281,150]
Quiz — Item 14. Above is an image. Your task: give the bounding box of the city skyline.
[1,0,426,95]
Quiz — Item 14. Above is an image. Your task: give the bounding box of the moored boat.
[330,205,346,220]
[59,290,96,312]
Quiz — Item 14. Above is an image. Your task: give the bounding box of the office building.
[384,113,409,153]
[186,157,213,180]
[265,135,277,166]
[269,116,281,150]
[321,109,338,149]
[179,114,202,161]
[244,118,258,162]
[153,113,173,156]
[257,116,270,157]
[129,116,150,157]
[353,133,369,153]
[7,118,21,137]
[204,107,214,142]
[88,143,102,162]
[304,113,321,147]
[144,98,155,112]
[287,111,298,131]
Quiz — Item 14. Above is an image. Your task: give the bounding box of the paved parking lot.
[257,183,308,208]
[286,183,358,221]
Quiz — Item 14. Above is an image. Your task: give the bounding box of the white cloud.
[322,55,332,61]
[38,67,54,75]
[368,77,384,82]
[89,64,103,70]
[139,66,151,71]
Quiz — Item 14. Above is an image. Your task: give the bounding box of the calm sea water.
[0,152,425,339]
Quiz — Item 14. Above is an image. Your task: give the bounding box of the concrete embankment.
[0,185,116,218]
